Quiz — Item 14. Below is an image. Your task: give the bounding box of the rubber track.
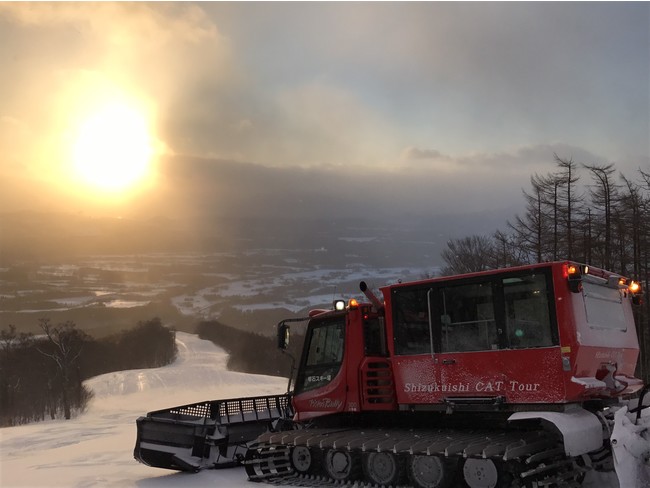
[255,473,412,488]
[254,475,584,488]
[244,427,589,487]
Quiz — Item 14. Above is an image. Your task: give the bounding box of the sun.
[72,102,154,192]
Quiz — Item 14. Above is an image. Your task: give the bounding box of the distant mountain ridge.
[0,209,505,268]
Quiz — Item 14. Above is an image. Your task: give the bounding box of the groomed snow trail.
[0,332,286,488]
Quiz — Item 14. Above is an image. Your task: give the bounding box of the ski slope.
[0,332,646,487]
[0,332,287,488]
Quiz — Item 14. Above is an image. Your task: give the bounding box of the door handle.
[442,359,456,365]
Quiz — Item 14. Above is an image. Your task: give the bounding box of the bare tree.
[509,174,552,263]
[583,163,619,269]
[629,168,650,380]
[547,174,563,261]
[640,168,650,189]
[37,319,88,420]
[492,229,528,268]
[441,235,494,275]
[554,154,582,260]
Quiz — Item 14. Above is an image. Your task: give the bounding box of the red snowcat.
[134,261,646,487]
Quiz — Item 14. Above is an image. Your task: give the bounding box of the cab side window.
[440,282,497,352]
[503,274,554,348]
[392,288,430,355]
[364,317,388,356]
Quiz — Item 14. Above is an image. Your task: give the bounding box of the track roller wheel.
[462,459,514,488]
[290,446,312,473]
[407,454,454,488]
[363,451,402,486]
[324,448,358,481]
[463,459,497,488]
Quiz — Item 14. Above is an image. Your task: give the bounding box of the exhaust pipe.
[359,281,384,311]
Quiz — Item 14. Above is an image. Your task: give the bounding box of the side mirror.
[277,322,290,350]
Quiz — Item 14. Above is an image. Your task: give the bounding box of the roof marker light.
[333,300,346,311]
[567,263,582,293]
[629,281,643,306]
[608,276,626,288]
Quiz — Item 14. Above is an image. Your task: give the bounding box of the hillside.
[0,332,286,487]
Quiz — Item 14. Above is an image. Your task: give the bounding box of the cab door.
[293,315,348,421]
[389,280,505,405]
[431,279,507,400]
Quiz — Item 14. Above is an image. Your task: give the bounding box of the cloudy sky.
[1,2,648,225]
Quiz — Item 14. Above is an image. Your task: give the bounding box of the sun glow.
[72,101,154,192]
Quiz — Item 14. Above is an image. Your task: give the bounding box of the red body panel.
[392,347,568,405]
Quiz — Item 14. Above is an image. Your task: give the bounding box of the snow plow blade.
[134,393,292,472]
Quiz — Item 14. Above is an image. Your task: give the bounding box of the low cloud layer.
[134,142,640,223]
[1,3,647,231]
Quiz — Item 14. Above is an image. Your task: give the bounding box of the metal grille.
[362,359,396,407]
[168,401,212,418]
[151,393,291,423]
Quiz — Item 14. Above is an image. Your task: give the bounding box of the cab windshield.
[296,317,345,393]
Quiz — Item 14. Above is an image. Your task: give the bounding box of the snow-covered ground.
[0,332,647,487]
[0,332,286,488]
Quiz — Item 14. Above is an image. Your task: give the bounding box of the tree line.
[0,317,177,427]
[440,155,649,381]
[196,319,305,380]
